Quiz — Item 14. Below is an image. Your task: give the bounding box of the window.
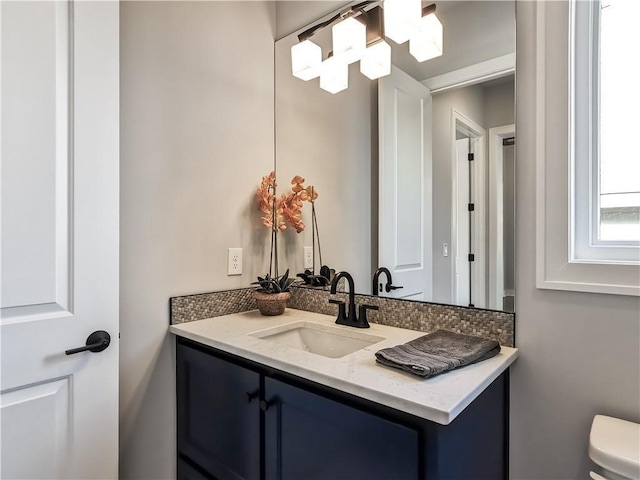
[535,0,639,296]
[598,1,640,243]
[571,0,640,263]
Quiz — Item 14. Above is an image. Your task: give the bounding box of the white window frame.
[535,0,640,296]
[571,0,640,263]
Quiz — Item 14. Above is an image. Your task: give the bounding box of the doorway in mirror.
[450,112,486,309]
[431,74,515,310]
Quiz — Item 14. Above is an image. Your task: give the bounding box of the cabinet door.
[177,343,260,480]
[264,377,420,480]
[177,458,213,480]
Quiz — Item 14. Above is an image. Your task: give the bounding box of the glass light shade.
[409,13,443,62]
[383,0,422,44]
[319,56,348,94]
[291,40,322,81]
[332,17,366,64]
[360,41,391,80]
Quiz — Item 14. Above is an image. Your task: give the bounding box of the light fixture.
[332,16,367,64]
[409,12,443,62]
[291,39,322,81]
[291,1,442,93]
[320,56,349,94]
[383,0,422,44]
[360,40,391,79]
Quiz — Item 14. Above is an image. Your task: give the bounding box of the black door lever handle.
[65,330,111,355]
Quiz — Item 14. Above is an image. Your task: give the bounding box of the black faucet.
[372,267,403,296]
[329,271,378,329]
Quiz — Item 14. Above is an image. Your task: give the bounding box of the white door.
[379,66,432,301]
[1,1,119,478]
[451,111,487,309]
[454,138,471,306]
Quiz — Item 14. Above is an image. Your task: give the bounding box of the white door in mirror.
[379,66,433,301]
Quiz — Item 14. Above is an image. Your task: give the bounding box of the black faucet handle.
[359,304,379,312]
[357,304,379,328]
[329,299,347,321]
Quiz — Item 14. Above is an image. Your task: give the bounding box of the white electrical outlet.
[227,248,242,275]
[303,246,313,269]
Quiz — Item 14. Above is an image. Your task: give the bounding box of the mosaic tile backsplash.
[170,288,256,324]
[288,286,514,347]
[170,285,514,347]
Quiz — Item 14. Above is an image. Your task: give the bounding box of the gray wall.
[511,2,640,478]
[119,2,275,478]
[484,78,515,129]
[502,144,515,293]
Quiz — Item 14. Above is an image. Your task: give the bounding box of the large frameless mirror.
[276,0,516,312]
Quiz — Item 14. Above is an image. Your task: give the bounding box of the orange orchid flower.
[256,172,318,234]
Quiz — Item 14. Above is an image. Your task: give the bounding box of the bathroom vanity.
[170,309,518,480]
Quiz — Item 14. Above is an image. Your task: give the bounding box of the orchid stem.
[312,203,322,268]
[311,201,316,274]
[270,184,279,278]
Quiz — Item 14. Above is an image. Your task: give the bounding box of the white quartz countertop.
[169,308,518,425]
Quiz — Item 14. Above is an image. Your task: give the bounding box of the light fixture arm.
[297,0,377,43]
[422,4,437,17]
[297,2,437,44]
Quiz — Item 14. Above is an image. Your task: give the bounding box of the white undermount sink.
[249,321,385,358]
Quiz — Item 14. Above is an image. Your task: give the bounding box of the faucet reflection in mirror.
[291,0,443,94]
[372,267,404,296]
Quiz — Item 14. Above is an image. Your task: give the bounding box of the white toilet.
[589,415,640,480]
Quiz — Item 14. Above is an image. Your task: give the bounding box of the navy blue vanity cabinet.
[263,376,419,480]
[177,342,260,480]
[176,337,508,480]
[177,458,214,480]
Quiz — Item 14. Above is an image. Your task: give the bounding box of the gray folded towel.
[375,329,501,378]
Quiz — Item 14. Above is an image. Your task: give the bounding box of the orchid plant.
[255,171,328,289]
[251,269,295,294]
[256,173,318,231]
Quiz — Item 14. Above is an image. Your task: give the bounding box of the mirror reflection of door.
[379,66,433,302]
[454,137,471,306]
[450,114,485,309]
